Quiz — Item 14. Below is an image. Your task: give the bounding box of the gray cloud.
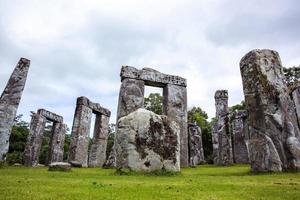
[0,0,299,132]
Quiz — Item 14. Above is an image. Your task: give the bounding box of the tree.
[6,115,29,164]
[144,93,163,115]
[105,123,116,158]
[188,107,213,163]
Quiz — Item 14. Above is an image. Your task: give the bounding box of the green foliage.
[229,101,246,123]
[0,165,299,199]
[6,115,29,164]
[229,101,246,114]
[144,93,163,115]
[188,107,213,163]
[5,152,24,164]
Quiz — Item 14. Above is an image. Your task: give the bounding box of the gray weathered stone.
[24,113,47,166]
[0,58,30,161]
[37,109,63,123]
[47,123,67,164]
[121,66,186,87]
[69,96,110,167]
[116,78,145,119]
[212,122,219,164]
[232,110,249,164]
[69,101,92,167]
[48,162,71,172]
[24,109,66,166]
[188,123,205,166]
[240,49,300,172]
[213,90,233,165]
[290,86,300,126]
[88,115,110,167]
[115,109,180,172]
[103,148,116,168]
[117,66,188,167]
[163,84,188,167]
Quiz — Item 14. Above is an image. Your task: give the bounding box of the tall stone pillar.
[23,113,47,166]
[47,122,67,164]
[116,78,145,120]
[212,122,219,164]
[69,98,93,167]
[214,90,233,165]
[291,87,300,126]
[88,114,110,167]
[0,58,30,161]
[240,49,300,172]
[232,110,249,164]
[188,123,205,166]
[163,84,188,167]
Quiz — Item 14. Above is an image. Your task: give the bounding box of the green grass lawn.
[0,165,299,200]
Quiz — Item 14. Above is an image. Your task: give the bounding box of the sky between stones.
[0,0,300,133]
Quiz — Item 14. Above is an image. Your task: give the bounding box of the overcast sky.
[1,0,300,133]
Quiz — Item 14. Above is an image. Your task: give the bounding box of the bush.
[6,152,23,164]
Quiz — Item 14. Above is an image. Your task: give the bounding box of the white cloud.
[0,0,299,131]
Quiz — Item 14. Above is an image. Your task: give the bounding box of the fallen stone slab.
[69,161,83,168]
[48,162,71,172]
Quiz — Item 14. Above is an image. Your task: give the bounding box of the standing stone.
[0,58,30,161]
[24,109,65,166]
[69,99,92,167]
[240,49,300,172]
[69,96,111,167]
[188,123,205,166]
[163,84,188,167]
[290,87,300,126]
[212,122,219,164]
[47,123,67,164]
[232,110,249,164]
[23,113,47,166]
[88,115,110,167]
[116,66,188,167]
[115,109,180,172]
[116,78,145,119]
[213,90,233,165]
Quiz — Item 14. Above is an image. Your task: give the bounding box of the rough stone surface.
[24,109,66,166]
[77,96,111,117]
[213,90,233,165]
[232,110,249,164]
[115,109,180,172]
[117,78,145,119]
[88,115,110,167]
[116,66,188,167]
[69,103,92,167]
[212,122,219,164]
[188,123,205,166]
[69,96,110,167]
[0,58,30,161]
[103,148,116,168]
[163,84,188,167]
[121,66,186,87]
[48,162,71,172]
[240,49,300,172]
[290,87,300,126]
[24,113,47,166]
[47,123,67,164]
[37,109,63,123]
